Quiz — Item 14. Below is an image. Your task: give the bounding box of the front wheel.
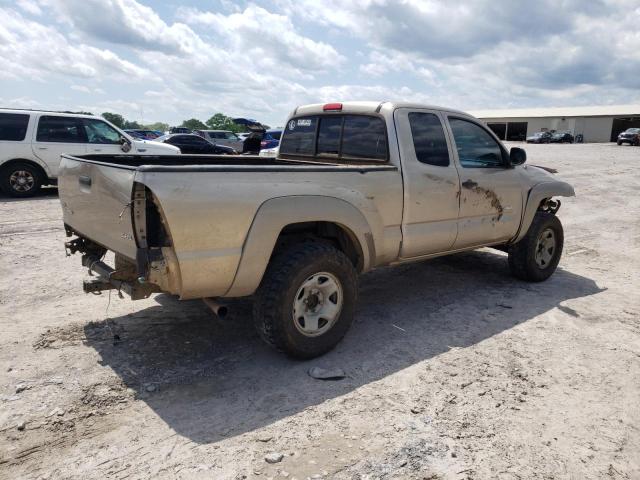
[1,162,43,197]
[508,212,564,282]
[253,242,358,359]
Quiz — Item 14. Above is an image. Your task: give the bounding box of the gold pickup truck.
[59,101,574,358]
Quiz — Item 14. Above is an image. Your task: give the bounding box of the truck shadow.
[82,249,603,444]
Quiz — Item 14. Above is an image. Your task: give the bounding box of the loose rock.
[265,453,284,464]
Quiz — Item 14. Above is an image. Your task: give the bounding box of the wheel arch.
[0,158,50,183]
[513,181,574,243]
[224,195,375,297]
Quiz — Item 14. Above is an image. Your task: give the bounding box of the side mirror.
[509,147,526,166]
[120,136,132,153]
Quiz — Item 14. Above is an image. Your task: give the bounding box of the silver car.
[196,130,244,151]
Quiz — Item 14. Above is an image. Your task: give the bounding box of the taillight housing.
[323,103,343,111]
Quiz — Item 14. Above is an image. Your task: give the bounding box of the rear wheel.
[1,162,43,197]
[508,212,564,282]
[253,241,358,359]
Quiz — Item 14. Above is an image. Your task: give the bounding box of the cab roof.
[291,101,469,117]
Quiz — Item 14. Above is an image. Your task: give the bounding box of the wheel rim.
[535,228,556,269]
[9,170,35,192]
[292,272,343,337]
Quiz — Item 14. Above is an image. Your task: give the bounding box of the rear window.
[280,117,318,155]
[280,114,387,161]
[0,113,30,141]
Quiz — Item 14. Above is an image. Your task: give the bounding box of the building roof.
[469,105,640,119]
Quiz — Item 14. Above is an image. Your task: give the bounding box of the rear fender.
[225,196,374,297]
[513,181,575,243]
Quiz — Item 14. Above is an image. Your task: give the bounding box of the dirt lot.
[1,143,639,480]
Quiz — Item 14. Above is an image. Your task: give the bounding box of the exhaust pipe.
[203,298,228,318]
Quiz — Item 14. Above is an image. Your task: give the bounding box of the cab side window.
[449,118,505,168]
[408,112,450,166]
[36,116,86,143]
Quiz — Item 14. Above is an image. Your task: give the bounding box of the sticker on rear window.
[297,119,312,127]
[288,120,296,130]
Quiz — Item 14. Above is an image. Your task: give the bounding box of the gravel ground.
[1,143,639,480]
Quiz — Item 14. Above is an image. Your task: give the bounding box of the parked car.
[0,109,179,197]
[526,131,553,143]
[155,133,236,154]
[617,128,640,146]
[194,130,245,152]
[59,101,574,358]
[169,127,192,134]
[550,132,574,144]
[124,129,147,140]
[260,129,282,150]
[124,129,162,140]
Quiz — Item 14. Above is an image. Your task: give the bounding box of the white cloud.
[179,5,345,73]
[17,0,42,15]
[0,9,149,81]
[45,0,203,54]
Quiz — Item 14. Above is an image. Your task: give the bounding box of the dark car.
[617,128,640,146]
[550,132,574,144]
[526,131,553,144]
[260,129,282,150]
[155,134,237,154]
[169,127,192,134]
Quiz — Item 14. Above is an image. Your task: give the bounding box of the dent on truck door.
[446,116,523,248]
[394,108,461,258]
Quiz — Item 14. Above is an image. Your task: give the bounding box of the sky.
[1,0,639,128]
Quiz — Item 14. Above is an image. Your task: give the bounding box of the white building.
[469,105,640,143]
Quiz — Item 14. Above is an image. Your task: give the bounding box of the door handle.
[462,179,478,189]
[93,148,102,152]
[38,147,48,150]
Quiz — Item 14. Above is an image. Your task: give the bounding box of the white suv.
[0,109,180,197]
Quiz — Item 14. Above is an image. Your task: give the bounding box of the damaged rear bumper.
[81,255,158,300]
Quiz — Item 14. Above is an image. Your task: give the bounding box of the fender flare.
[513,181,575,243]
[225,195,375,297]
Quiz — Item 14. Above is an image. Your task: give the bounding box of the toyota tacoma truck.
[59,101,574,358]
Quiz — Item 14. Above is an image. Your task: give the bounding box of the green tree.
[123,120,142,129]
[180,118,207,130]
[101,112,126,128]
[205,113,243,133]
[144,122,170,132]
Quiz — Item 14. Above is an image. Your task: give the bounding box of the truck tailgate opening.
[59,155,138,259]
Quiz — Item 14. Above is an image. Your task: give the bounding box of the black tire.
[617,140,623,146]
[508,212,564,282]
[1,162,43,197]
[253,241,358,359]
